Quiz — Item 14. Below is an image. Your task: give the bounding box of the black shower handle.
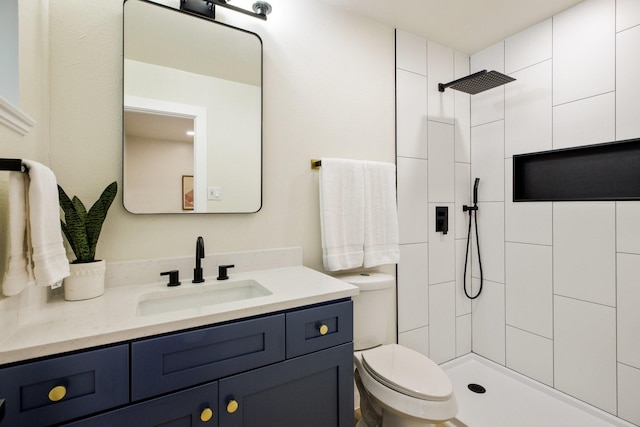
[473,178,480,205]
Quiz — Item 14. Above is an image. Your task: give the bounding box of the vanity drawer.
[285,300,353,358]
[0,345,129,427]
[131,314,285,401]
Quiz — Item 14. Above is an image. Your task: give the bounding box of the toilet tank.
[335,273,395,351]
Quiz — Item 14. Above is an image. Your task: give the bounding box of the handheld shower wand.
[463,178,483,299]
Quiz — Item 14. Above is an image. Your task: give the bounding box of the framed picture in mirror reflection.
[182,175,194,211]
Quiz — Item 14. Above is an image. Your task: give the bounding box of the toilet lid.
[361,344,453,401]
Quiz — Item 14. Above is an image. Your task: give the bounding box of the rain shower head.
[438,70,515,95]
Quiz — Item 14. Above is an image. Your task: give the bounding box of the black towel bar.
[0,158,26,172]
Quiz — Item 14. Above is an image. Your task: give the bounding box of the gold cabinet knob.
[319,324,329,335]
[226,399,239,414]
[200,407,213,422]
[48,385,67,402]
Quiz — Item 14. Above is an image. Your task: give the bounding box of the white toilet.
[337,273,459,427]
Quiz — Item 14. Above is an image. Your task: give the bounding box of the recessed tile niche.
[513,138,640,202]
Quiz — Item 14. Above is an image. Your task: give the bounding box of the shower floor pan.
[441,354,635,427]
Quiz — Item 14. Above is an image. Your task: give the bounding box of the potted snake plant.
[58,181,117,301]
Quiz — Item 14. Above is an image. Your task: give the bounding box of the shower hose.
[463,205,483,299]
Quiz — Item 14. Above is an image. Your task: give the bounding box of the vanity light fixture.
[180,0,273,21]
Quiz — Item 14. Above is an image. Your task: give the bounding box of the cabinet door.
[63,382,218,427]
[0,345,128,427]
[219,343,353,427]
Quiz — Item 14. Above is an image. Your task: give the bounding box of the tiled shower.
[395,0,640,425]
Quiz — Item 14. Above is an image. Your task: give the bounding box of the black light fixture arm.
[181,0,271,21]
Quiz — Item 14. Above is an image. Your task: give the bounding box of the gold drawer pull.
[319,324,329,335]
[200,407,214,422]
[227,399,239,414]
[48,385,67,402]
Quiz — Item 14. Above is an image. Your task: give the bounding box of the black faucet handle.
[161,270,181,287]
[217,264,235,280]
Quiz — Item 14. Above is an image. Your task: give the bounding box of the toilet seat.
[361,344,453,401]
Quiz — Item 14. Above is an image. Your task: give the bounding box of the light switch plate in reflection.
[208,186,222,201]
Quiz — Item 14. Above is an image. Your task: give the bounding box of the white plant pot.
[64,260,106,301]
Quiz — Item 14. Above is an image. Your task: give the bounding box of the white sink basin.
[137,279,271,316]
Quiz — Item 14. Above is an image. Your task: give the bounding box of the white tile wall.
[506,326,553,386]
[456,314,472,357]
[397,243,429,333]
[554,296,617,414]
[616,0,640,32]
[617,253,640,369]
[398,326,429,356]
[455,239,472,315]
[454,163,471,240]
[504,159,552,245]
[428,281,456,364]
[396,69,428,159]
[396,30,472,360]
[553,202,616,307]
[470,42,505,127]
[618,363,640,425]
[505,242,553,338]
[395,30,427,75]
[397,157,428,244]
[505,19,552,74]
[454,52,471,163]
[552,0,616,105]
[472,202,504,284]
[504,60,552,157]
[471,121,504,203]
[552,92,615,149]
[616,25,640,141]
[428,121,455,202]
[617,203,640,254]
[471,280,505,365]
[427,41,454,124]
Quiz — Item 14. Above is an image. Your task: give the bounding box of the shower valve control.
[435,206,449,235]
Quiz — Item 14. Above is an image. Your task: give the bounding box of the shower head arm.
[438,70,487,93]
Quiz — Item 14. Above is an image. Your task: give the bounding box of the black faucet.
[193,236,205,283]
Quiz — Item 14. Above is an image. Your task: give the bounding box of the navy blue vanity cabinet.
[2,299,354,427]
[219,342,353,427]
[63,381,219,427]
[0,345,129,427]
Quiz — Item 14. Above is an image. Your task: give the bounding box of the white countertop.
[0,266,358,364]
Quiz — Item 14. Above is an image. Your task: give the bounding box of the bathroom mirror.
[123,0,262,213]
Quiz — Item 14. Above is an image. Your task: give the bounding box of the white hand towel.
[1,172,35,296]
[319,158,365,271]
[363,160,399,268]
[21,160,70,289]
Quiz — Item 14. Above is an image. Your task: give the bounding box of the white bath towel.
[2,172,35,296]
[1,161,69,296]
[319,158,365,271]
[22,160,70,289]
[363,161,399,268]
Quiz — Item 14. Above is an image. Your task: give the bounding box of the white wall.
[470,0,640,424]
[45,0,395,270]
[395,31,472,363]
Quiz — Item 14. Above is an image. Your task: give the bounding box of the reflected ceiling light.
[180,0,273,21]
[186,130,195,136]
